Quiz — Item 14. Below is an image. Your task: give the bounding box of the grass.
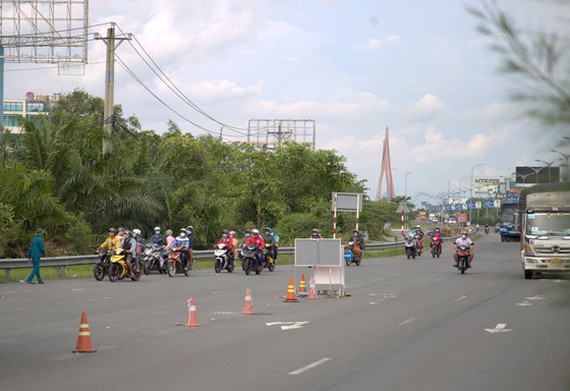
[0,249,406,284]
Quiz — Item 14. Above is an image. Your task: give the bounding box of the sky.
[3,0,569,205]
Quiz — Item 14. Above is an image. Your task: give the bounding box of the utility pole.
[95,23,131,155]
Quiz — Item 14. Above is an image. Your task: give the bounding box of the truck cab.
[520,183,570,279]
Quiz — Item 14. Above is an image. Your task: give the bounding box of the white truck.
[519,182,570,279]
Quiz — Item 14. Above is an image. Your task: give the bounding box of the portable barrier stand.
[294,238,344,297]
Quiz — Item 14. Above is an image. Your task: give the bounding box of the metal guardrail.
[0,241,406,278]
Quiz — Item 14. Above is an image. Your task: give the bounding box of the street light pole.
[534,159,557,183]
[551,149,570,181]
[404,171,411,200]
[469,163,487,224]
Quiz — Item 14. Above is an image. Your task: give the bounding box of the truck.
[499,192,521,242]
[519,182,570,279]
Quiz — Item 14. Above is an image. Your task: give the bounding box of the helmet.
[312,228,318,233]
[265,226,271,232]
[154,226,161,232]
[353,229,359,233]
[181,228,187,233]
[416,225,421,229]
[165,229,173,236]
[229,231,236,236]
[133,228,141,236]
[118,227,126,233]
[124,230,132,237]
[187,225,194,231]
[252,229,259,235]
[108,227,116,233]
[222,229,229,234]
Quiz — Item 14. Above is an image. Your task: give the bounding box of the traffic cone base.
[242,289,254,315]
[298,273,308,297]
[72,312,96,353]
[185,297,200,327]
[284,277,299,303]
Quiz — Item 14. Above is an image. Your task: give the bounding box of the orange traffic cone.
[242,289,254,315]
[72,312,96,353]
[284,277,299,303]
[185,296,200,327]
[307,277,318,299]
[298,273,308,297]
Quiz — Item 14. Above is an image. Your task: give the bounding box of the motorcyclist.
[262,227,275,264]
[133,228,145,258]
[430,227,443,254]
[239,229,252,268]
[414,225,424,253]
[122,230,138,279]
[484,224,489,234]
[99,227,121,253]
[271,228,280,263]
[162,229,175,269]
[310,228,322,239]
[150,226,164,246]
[453,230,475,268]
[245,229,265,267]
[216,229,234,264]
[229,231,239,262]
[172,229,191,268]
[117,227,126,246]
[352,230,366,260]
[186,225,195,266]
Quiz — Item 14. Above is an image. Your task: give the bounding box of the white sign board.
[295,239,342,267]
[332,192,363,212]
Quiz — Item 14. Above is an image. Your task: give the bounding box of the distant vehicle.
[499,193,521,242]
[494,223,501,233]
[448,218,457,224]
[519,182,570,280]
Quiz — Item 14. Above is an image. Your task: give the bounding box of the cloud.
[408,94,450,121]
[356,35,400,50]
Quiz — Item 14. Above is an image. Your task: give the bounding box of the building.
[2,92,61,133]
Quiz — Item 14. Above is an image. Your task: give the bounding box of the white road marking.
[517,301,532,307]
[398,317,418,326]
[454,296,467,302]
[289,357,331,375]
[484,323,512,333]
[526,295,546,301]
[266,321,309,331]
[369,301,376,305]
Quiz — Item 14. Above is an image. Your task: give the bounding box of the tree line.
[0,90,400,257]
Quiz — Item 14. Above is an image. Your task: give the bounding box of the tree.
[469,1,570,135]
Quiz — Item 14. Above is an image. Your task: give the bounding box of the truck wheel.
[524,270,533,280]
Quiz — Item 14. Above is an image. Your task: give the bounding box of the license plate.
[550,259,562,265]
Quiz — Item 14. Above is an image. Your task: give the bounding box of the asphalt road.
[1,233,569,391]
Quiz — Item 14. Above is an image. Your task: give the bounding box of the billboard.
[475,178,500,194]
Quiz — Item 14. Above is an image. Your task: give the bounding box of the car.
[494,223,501,233]
[448,218,457,224]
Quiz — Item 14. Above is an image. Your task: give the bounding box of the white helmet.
[154,226,161,231]
[252,228,260,234]
[133,228,142,236]
[416,225,421,229]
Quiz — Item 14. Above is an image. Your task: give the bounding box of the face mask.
[461,235,467,239]
[155,231,160,234]
[188,231,192,235]
[245,233,250,237]
[223,234,228,238]
[180,233,186,237]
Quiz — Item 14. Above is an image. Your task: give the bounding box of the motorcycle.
[167,245,191,277]
[417,236,424,256]
[456,245,471,274]
[242,243,261,276]
[344,240,361,266]
[142,243,164,275]
[93,248,111,281]
[214,243,235,273]
[108,248,141,282]
[405,235,417,259]
[430,237,442,258]
[262,243,276,272]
